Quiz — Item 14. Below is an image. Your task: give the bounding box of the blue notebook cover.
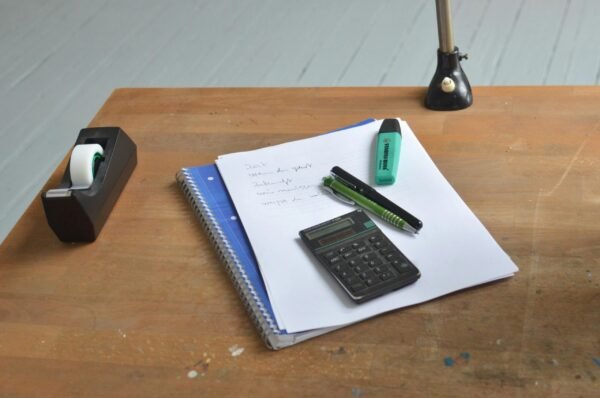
[176,119,374,349]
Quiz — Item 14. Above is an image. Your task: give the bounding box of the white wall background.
[1,0,599,244]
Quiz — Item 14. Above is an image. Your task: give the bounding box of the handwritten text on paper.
[243,162,323,208]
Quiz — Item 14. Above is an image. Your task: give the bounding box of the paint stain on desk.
[326,346,347,356]
[229,344,245,357]
[593,358,600,368]
[444,352,471,367]
[351,387,362,397]
[186,352,214,379]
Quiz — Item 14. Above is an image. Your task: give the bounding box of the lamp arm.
[436,0,455,53]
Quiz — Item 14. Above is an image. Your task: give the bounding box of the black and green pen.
[375,119,402,186]
[323,175,416,233]
[325,166,423,233]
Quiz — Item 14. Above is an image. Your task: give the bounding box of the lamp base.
[425,47,472,111]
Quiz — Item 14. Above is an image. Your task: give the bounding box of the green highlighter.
[374,119,402,185]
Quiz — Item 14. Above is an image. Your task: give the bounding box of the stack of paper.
[215,119,518,333]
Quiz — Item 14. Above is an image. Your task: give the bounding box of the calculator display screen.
[304,218,354,241]
[317,227,355,246]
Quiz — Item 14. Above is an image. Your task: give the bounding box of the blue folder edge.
[177,118,375,348]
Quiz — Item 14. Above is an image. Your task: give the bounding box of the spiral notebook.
[175,120,373,349]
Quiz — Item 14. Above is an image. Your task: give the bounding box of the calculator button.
[372,266,384,274]
[353,264,366,274]
[331,257,345,267]
[380,272,393,281]
[365,278,380,287]
[348,259,359,267]
[359,271,376,281]
[394,258,409,267]
[367,259,382,268]
[391,258,407,267]
[344,275,360,285]
[361,253,374,262]
[349,283,367,293]
[324,251,337,259]
[338,265,351,274]
[379,247,391,255]
[343,251,355,259]
[356,246,368,253]
[338,246,350,254]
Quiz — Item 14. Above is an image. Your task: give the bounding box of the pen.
[323,176,417,234]
[331,166,423,231]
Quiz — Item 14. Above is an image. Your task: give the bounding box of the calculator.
[299,209,421,304]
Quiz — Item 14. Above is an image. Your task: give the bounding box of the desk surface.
[1,87,599,397]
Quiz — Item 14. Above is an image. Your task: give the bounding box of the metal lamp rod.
[435,0,455,53]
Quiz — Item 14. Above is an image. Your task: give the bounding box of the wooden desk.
[1,87,598,397]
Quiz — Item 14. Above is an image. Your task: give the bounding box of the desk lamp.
[425,0,473,110]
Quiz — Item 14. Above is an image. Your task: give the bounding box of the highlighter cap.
[378,119,401,134]
[374,119,402,185]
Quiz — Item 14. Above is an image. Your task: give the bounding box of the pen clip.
[330,170,357,190]
[322,185,355,206]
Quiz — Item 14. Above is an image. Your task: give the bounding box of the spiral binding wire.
[177,169,281,348]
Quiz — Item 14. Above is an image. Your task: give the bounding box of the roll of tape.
[69,144,104,190]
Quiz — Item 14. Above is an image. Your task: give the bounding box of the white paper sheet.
[216,120,518,333]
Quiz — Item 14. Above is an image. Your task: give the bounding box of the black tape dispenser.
[41,127,137,242]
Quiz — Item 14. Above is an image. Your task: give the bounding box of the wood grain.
[0,87,599,397]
